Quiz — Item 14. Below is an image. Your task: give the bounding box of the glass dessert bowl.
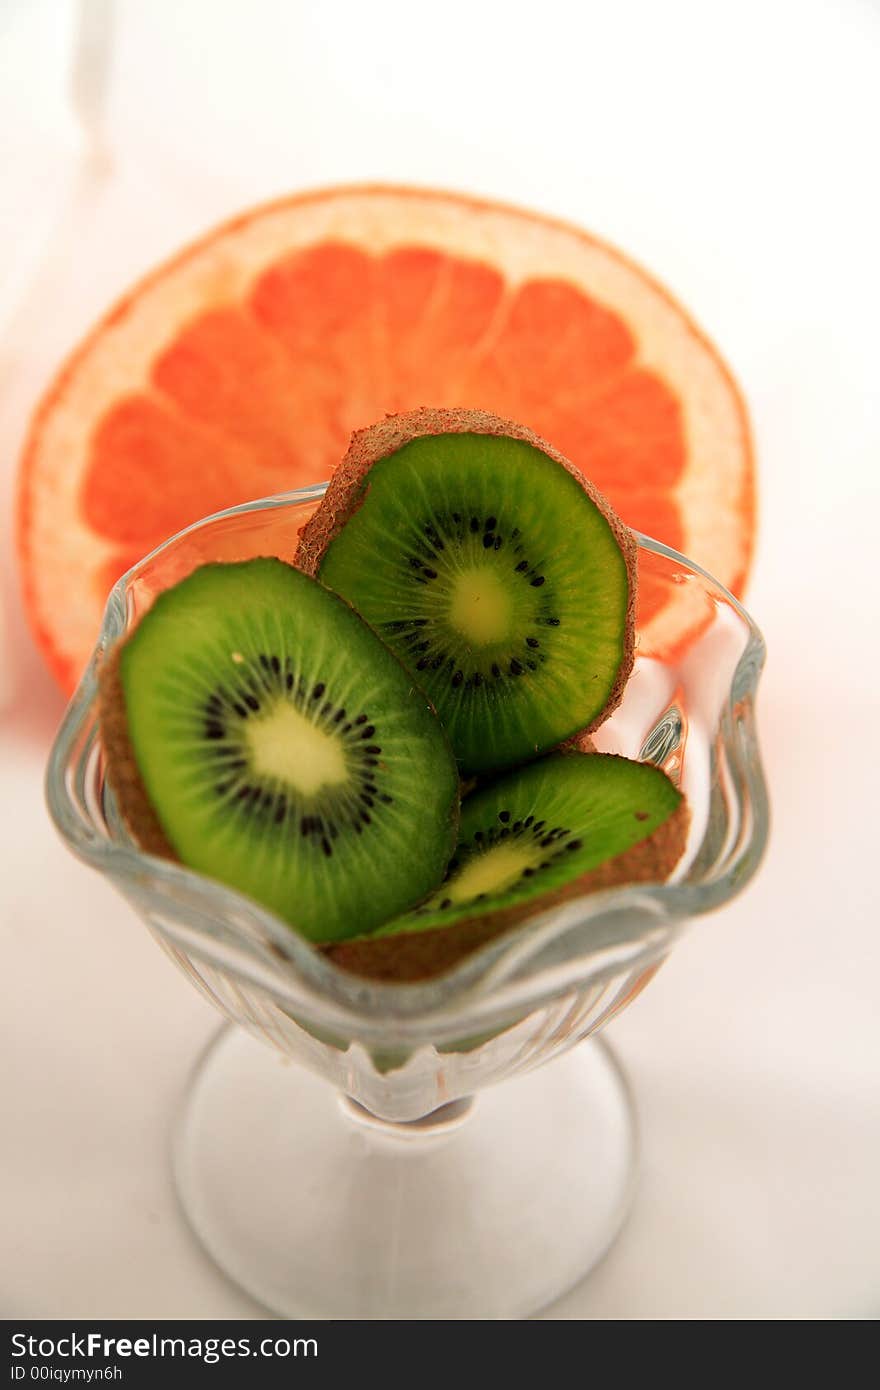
[46,486,768,1320]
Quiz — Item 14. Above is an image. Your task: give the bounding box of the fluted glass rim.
[45,485,768,1042]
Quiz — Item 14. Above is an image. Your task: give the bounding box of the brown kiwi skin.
[295,407,638,749]
[98,642,179,860]
[322,793,690,983]
[561,730,599,755]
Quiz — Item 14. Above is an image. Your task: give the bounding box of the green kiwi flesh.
[99,558,460,943]
[297,408,636,775]
[325,752,688,981]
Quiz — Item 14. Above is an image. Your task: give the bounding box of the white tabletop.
[2,0,879,1319]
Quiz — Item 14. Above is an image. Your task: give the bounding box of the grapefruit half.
[17,184,754,692]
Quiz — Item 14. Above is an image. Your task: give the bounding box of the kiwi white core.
[446,841,540,903]
[448,567,513,646]
[244,703,347,796]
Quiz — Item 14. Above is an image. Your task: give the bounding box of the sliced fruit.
[297,408,636,774]
[99,558,459,942]
[325,751,689,981]
[17,185,754,694]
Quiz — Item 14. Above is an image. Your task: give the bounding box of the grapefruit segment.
[151,307,309,473]
[544,370,686,493]
[249,241,379,448]
[82,395,250,546]
[467,277,636,410]
[381,249,506,408]
[17,185,754,693]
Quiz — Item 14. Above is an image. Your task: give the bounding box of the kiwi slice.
[324,753,688,981]
[297,408,636,775]
[99,558,459,943]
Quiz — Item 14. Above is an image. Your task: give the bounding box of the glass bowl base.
[173,1025,638,1319]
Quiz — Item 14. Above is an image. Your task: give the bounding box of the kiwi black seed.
[98,558,459,943]
[324,752,688,982]
[297,408,636,776]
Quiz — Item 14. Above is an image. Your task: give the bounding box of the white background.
[1,0,879,1318]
